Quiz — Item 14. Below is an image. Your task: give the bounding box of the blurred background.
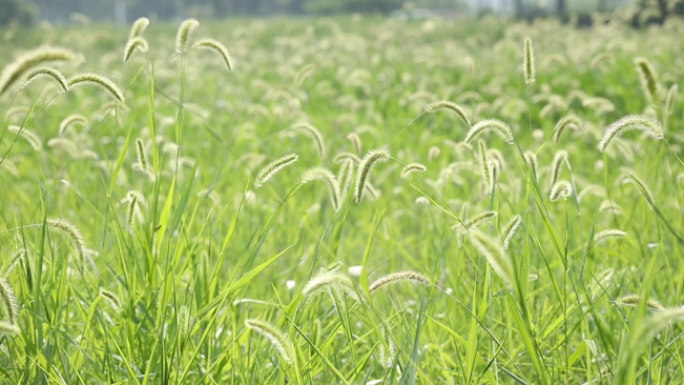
[0,0,682,27]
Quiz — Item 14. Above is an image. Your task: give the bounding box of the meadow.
[0,12,684,384]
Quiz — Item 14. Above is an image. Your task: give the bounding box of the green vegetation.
[1,14,684,384]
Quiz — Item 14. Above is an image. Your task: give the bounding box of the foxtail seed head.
[552,115,582,143]
[634,57,661,104]
[464,119,514,144]
[355,148,391,203]
[0,321,20,336]
[499,215,522,251]
[425,101,471,127]
[46,218,87,269]
[616,294,664,311]
[400,163,427,179]
[523,37,535,85]
[550,180,573,202]
[524,151,538,181]
[59,114,88,136]
[346,132,362,154]
[0,46,77,95]
[291,122,326,158]
[99,288,122,311]
[0,278,18,324]
[301,167,341,212]
[369,271,429,293]
[254,153,299,188]
[469,230,514,286]
[194,38,233,71]
[128,17,150,40]
[21,67,68,92]
[176,19,200,54]
[123,37,149,62]
[68,73,125,103]
[594,229,627,244]
[244,319,294,365]
[598,115,664,153]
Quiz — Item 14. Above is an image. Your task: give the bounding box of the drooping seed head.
[123,37,149,62]
[552,115,582,143]
[478,140,491,192]
[301,167,341,212]
[290,122,326,158]
[178,305,190,351]
[424,101,471,127]
[20,67,68,93]
[355,148,391,203]
[634,57,661,105]
[499,215,522,251]
[400,163,427,179]
[337,159,355,197]
[550,150,569,186]
[135,139,147,170]
[428,146,441,161]
[244,319,294,365]
[594,229,627,244]
[377,324,397,368]
[333,152,361,164]
[0,46,77,95]
[46,218,87,269]
[598,115,664,153]
[254,153,299,188]
[369,271,429,293]
[176,19,200,54]
[0,278,18,324]
[346,132,362,154]
[194,38,233,71]
[303,270,357,302]
[549,180,573,202]
[58,114,88,136]
[0,321,20,336]
[523,37,536,85]
[469,230,514,286]
[99,288,122,311]
[8,126,42,151]
[616,294,664,311]
[68,73,125,103]
[458,210,497,231]
[294,64,315,86]
[128,17,150,40]
[464,119,514,144]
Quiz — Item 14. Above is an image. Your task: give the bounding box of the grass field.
[1,14,684,384]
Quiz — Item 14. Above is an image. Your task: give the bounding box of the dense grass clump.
[0,14,684,384]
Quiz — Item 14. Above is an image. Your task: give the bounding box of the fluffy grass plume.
[469,230,514,286]
[302,270,357,301]
[123,37,149,62]
[58,114,88,136]
[377,324,397,368]
[126,193,143,226]
[244,319,294,365]
[0,278,18,324]
[194,38,233,71]
[301,167,341,212]
[46,218,86,268]
[550,180,573,202]
[99,288,122,311]
[0,46,76,95]
[68,73,125,103]
[254,153,299,188]
[594,229,627,244]
[135,139,147,171]
[627,173,656,209]
[598,115,664,152]
[550,150,569,186]
[460,210,497,230]
[523,37,535,85]
[178,305,191,351]
[337,159,354,196]
[478,140,492,192]
[176,19,200,54]
[20,67,68,92]
[333,152,361,164]
[128,17,150,40]
[615,294,664,311]
[294,64,315,86]
[368,271,429,293]
[291,122,326,158]
[8,126,42,151]
[0,321,20,337]
[499,215,522,251]
[552,115,581,143]
[634,57,661,104]
[400,163,427,178]
[346,132,362,154]
[355,148,391,203]
[425,101,471,127]
[464,119,514,144]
